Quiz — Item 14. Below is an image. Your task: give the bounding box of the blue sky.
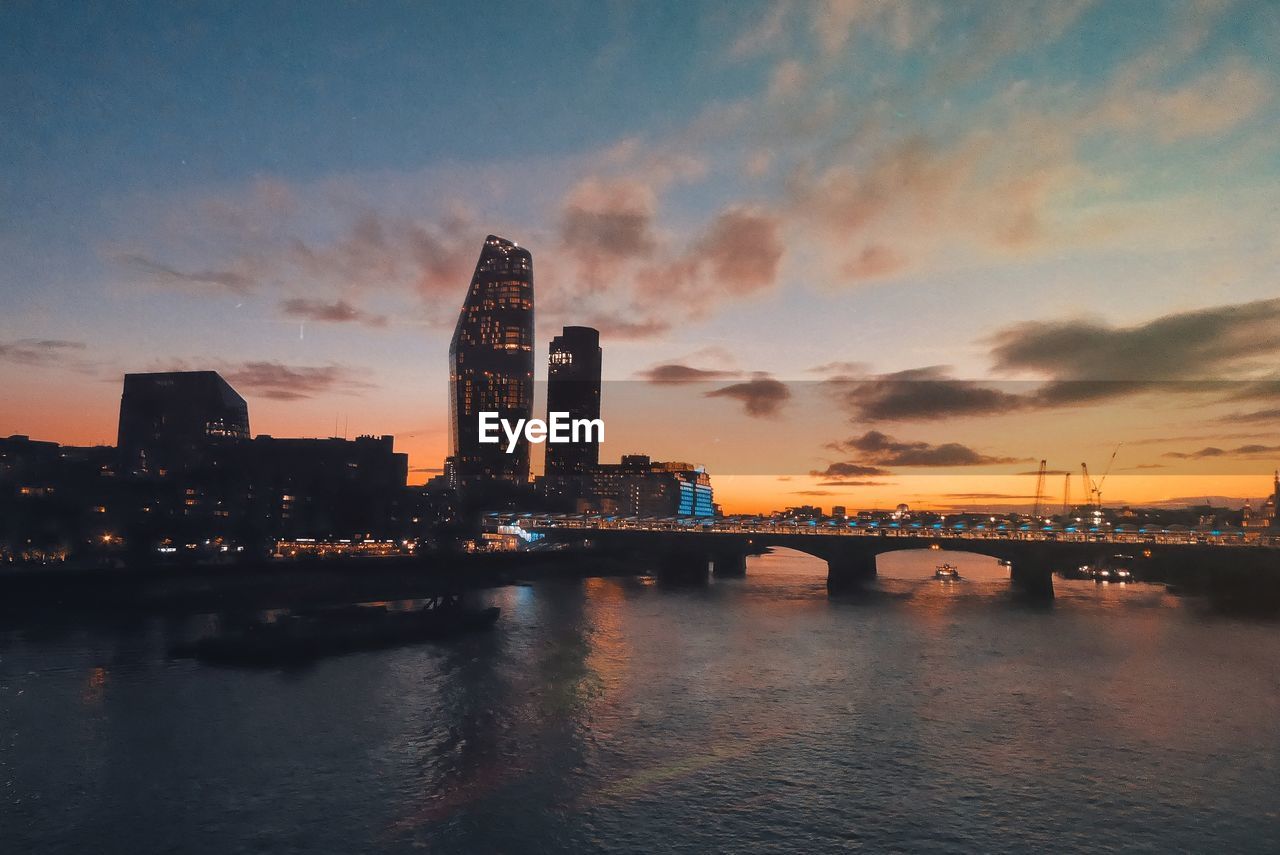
[3,0,1279,508]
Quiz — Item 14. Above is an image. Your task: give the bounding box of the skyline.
[3,1,1280,512]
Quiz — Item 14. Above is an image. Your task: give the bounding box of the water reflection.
[2,552,1279,853]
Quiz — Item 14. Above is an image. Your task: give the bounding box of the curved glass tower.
[448,235,535,494]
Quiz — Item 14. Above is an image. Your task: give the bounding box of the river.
[3,549,1279,852]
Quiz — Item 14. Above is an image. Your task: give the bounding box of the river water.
[3,549,1279,853]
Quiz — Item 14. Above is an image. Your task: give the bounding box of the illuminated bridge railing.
[496,514,1280,550]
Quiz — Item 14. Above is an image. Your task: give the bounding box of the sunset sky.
[3,0,1279,512]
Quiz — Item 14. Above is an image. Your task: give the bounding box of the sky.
[2,0,1279,513]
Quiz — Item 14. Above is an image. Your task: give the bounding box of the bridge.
[503,515,1280,597]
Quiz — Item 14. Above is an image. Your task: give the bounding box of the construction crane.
[1062,473,1071,516]
[1031,459,1047,518]
[1094,443,1121,510]
[1081,444,1122,511]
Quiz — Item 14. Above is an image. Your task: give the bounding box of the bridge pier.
[711,551,747,577]
[657,550,711,584]
[1008,560,1055,598]
[827,554,877,593]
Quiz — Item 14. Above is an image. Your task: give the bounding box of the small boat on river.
[172,599,499,667]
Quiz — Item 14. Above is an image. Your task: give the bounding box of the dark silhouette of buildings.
[117,371,249,477]
[1,371,431,565]
[448,235,535,497]
[243,434,409,538]
[543,326,602,509]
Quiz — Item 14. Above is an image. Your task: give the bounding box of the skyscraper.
[117,370,249,476]
[543,326,602,508]
[448,235,535,495]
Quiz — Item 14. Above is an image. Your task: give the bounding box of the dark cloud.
[836,430,1024,467]
[827,366,1024,421]
[116,253,256,295]
[637,363,738,383]
[1163,443,1280,460]
[811,462,892,478]
[222,362,375,401]
[816,480,890,487]
[824,298,1280,423]
[989,297,1280,383]
[0,338,87,368]
[279,298,388,327]
[705,376,791,417]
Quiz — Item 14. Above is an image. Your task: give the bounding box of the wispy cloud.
[279,298,387,328]
[0,338,88,370]
[115,252,256,295]
[221,361,375,401]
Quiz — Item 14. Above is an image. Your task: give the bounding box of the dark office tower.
[448,235,535,495]
[117,371,250,476]
[543,326,602,508]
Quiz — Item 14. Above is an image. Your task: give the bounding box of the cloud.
[1088,58,1272,144]
[728,2,790,58]
[705,375,791,417]
[834,430,1024,467]
[841,244,908,280]
[0,338,88,369]
[989,297,1280,383]
[1219,408,1280,423]
[638,363,738,383]
[279,298,388,327]
[808,361,869,376]
[1163,443,1280,460]
[694,206,785,295]
[825,298,1280,424]
[812,462,892,478]
[817,479,890,487]
[767,60,808,102]
[116,252,256,295]
[828,366,1024,421]
[222,362,375,401]
[559,177,658,264]
[813,0,943,56]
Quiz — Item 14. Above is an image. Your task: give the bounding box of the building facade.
[117,371,249,477]
[448,235,535,496]
[543,325,602,509]
[585,455,714,517]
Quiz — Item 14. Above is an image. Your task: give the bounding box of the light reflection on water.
[2,549,1279,853]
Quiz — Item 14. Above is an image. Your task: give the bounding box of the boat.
[935,563,962,581]
[172,600,500,667]
[1091,554,1135,583]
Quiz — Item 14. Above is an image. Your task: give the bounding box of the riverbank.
[0,551,639,618]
